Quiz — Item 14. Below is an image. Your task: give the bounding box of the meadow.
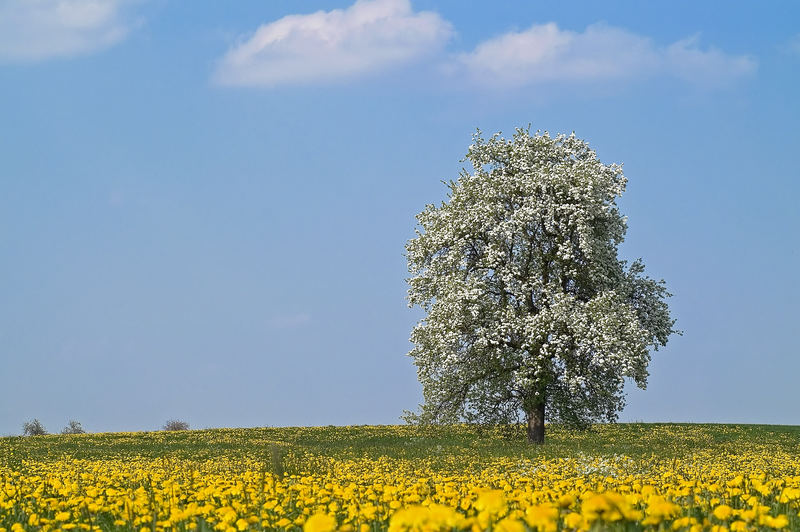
[2,423,800,531]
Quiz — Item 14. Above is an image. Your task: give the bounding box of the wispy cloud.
[782,34,800,56]
[662,36,757,87]
[213,0,453,87]
[0,0,136,63]
[453,22,756,89]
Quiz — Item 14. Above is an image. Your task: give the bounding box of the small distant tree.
[163,419,189,431]
[22,419,48,436]
[61,420,85,434]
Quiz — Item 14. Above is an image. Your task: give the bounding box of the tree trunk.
[526,401,545,444]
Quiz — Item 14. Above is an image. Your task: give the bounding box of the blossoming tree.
[405,128,679,443]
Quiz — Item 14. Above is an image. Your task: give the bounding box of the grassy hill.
[3,422,800,463]
[3,423,800,531]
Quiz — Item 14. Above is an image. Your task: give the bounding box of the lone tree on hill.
[405,128,679,444]
[163,419,190,431]
[61,420,86,434]
[22,419,48,436]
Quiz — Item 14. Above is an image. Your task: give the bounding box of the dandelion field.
[2,424,800,532]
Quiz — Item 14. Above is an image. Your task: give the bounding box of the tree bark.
[526,401,546,444]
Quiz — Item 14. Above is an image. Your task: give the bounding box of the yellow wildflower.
[304,513,337,532]
[713,504,733,521]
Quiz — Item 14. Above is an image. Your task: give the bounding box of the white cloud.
[663,36,756,87]
[214,0,453,87]
[782,34,800,56]
[0,0,133,63]
[455,22,756,89]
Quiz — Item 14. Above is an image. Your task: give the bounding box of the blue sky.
[1,0,798,435]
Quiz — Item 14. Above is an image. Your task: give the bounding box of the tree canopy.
[405,128,679,443]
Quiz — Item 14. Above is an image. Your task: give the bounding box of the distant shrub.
[163,419,190,431]
[22,419,48,436]
[61,420,85,434]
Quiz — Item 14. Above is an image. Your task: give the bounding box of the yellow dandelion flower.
[563,512,584,529]
[646,495,680,520]
[494,516,526,532]
[474,489,506,515]
[304,513,337,532]
[761,514,789,529]
[713,505,734,521]
[525,504,558,531]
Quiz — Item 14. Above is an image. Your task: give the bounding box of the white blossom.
[404,128,678,434]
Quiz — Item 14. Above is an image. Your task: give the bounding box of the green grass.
[3,423,800,467]
[3,424,800,531]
